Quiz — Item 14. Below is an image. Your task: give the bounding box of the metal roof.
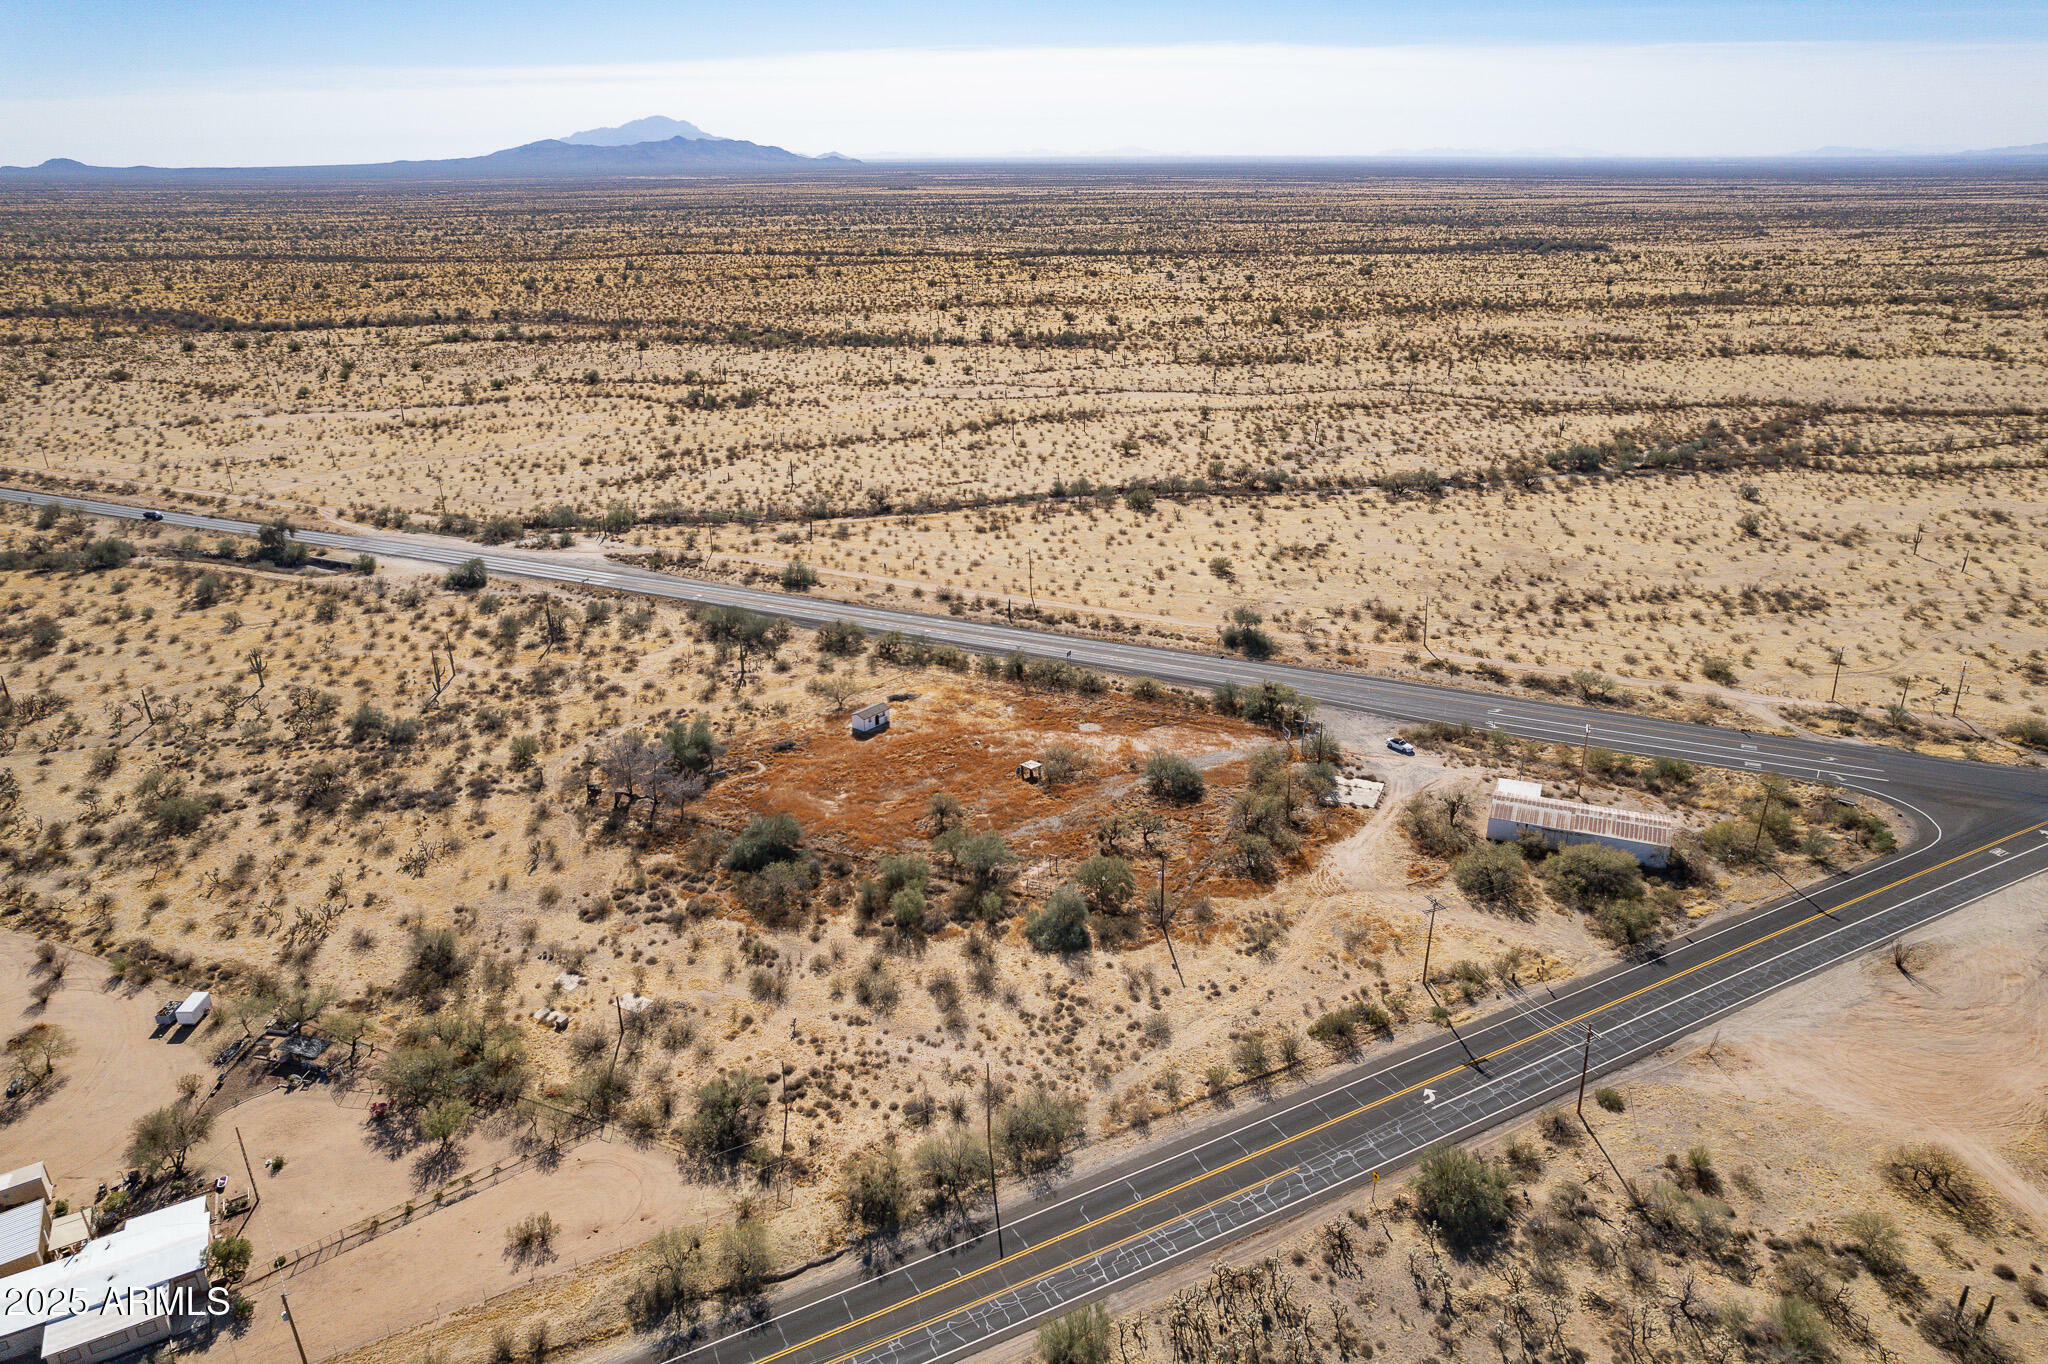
[0,1197,209,1347]
[1488,788,1676,846]
[276,1034,330,1062]
[852,702,889,720]
[0,1199,43,1266]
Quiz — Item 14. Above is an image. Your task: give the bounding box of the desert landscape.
[0,165,2044,1364]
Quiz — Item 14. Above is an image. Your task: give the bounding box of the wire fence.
[241,1113,604,1287]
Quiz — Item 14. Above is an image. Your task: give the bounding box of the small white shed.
[173,991,211,1027]
[851,701,890,737]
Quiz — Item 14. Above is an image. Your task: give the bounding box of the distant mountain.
[0,134,855,183]
[563,115,713,146]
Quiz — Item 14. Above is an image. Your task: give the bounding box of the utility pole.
[234,1127,261,1212]
[1421,897,1439,997]
[1750,783,1775,856]
[602,996,626,1132]
[1578,724,1591,784]
[1828,647,1845,703]
[1951,662,1966,719]
[1575,1023,1594,1120]
[1959,550,1970,577]
[280,1294,311,1364]
[778,1077,792,1208]
[982,1063,1004,1260]
[1420,896,1479,1068]
[1155,851,1184,985]
[1026,551,1035,610]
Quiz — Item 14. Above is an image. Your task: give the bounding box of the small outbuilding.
[851,702,890,737]
[1485,780,1676,869]
[1016,759,1043,783]
[173,991,211,1027]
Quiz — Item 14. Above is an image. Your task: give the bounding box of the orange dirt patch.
[697,681,1265,862]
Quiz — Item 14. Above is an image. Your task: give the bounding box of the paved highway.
[7,486,2046,1364]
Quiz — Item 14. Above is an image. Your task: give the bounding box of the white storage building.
[1485,781,1677,869]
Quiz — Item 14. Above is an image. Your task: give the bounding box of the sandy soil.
[0,931,205,1192]
[204,1131,709,1364]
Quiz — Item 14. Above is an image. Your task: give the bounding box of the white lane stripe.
[892,846,2048,1364]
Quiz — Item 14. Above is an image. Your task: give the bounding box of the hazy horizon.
[5,3,2047,166]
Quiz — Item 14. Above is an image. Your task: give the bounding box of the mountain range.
[0,116,855,182]
[5,118,2046,182]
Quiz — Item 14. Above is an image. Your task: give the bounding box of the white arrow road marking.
[1423,1088,1437,1105]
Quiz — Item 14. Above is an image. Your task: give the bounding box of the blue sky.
[5,2,2047,162]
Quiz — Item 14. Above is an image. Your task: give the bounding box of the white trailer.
[172,991,211,1027]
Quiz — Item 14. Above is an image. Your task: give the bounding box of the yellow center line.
[736,818,2047,1364]
[804,1167,1303,1364]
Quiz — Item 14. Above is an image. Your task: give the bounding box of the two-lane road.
[6,486,2046,1364]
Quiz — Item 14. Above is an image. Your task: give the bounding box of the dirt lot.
[0,930,199,1190]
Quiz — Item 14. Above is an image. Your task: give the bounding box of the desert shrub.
[1219,617,1277,659]
[1593,897,1663,947]
[722,813,806,873]
[1885,1144,1996,1227]
[912,1126,991,1212]
[1763,1295,1831,1362]
[998,1086,1084,1169]
[1039,744,1091,788]
[1142,751,1205,803]
[1700,817,1774,867]
[206,1235,253,1283]
[716,1219,772,1297]
[851,961,900,1014]
[1036,1304,1112,1364]
[1309,1007,1362,1053]
[443,558,488,591]
[1839,1210,1909,1283]
[1024,886,1091,954]
[1238,680,1313,728]
[377,1014,528,1112]
[508,735,541,770]
[1699,657,1739,686]
[1542,843,1644,910]
[348,703,388,743]
[2007,717,2048,750]
[779,559,818,592]
[680,1070,768,1160]
[1594,1086,1625,1112]
[740,858,817,926]
[1650,755,1695,786]
[1452,842,1532,911]
[1412,1146,1511,1255]
[816,619,868,656]
[840,1146,910,1235]
[150,792,209,837]
[125,1100,214,1177]
[1072,855,1135,915]
[1403,792,1477,859]
[626,1228,709,1328]
[396,926,468,1003]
